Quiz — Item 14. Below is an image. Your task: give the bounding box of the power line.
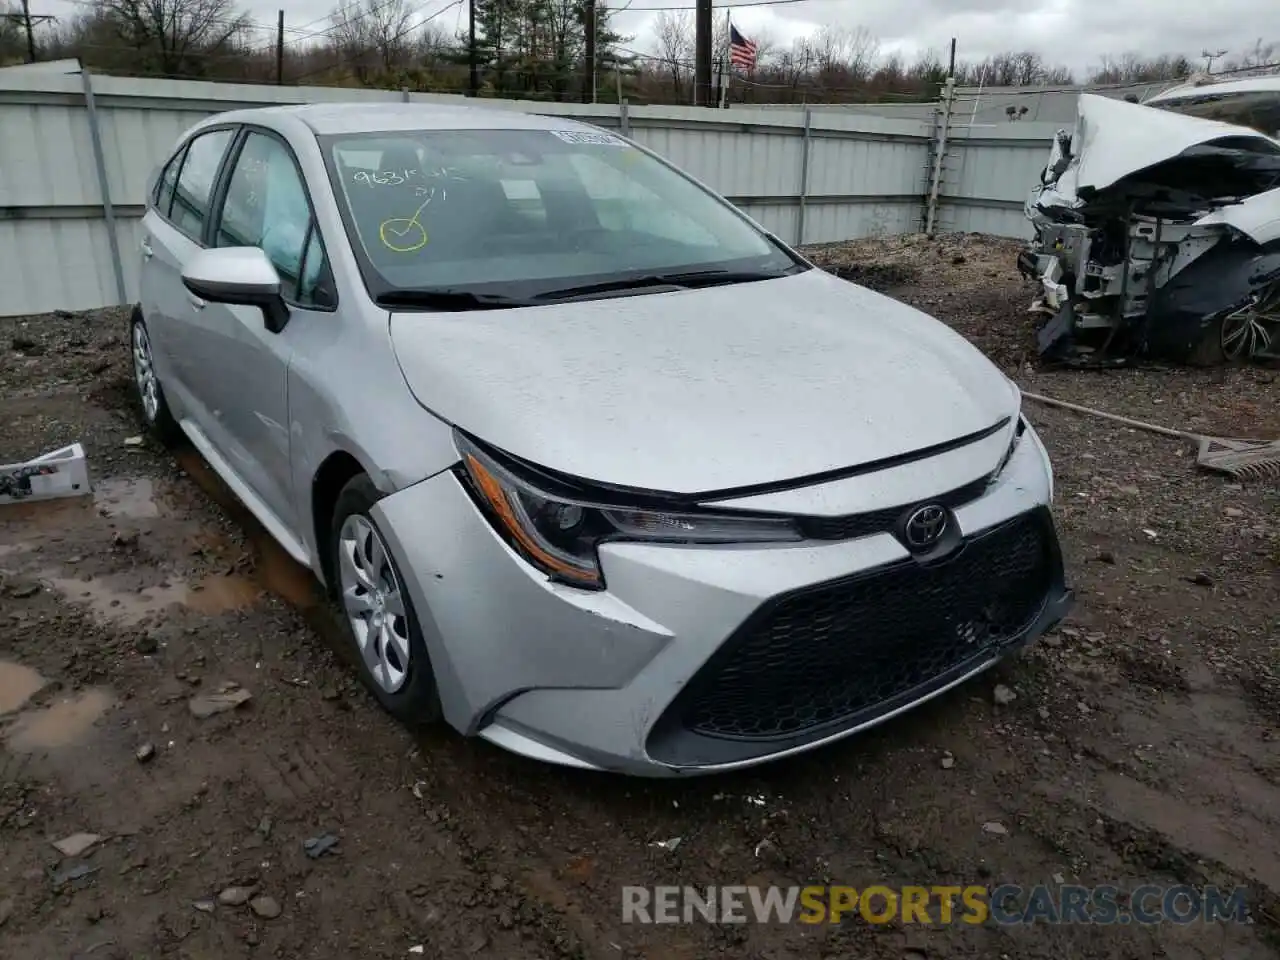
[617,0,831,11]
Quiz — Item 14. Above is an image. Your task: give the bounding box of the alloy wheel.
[1220,284,1279,361]
[337,514,411,694]
[132,322,160,422]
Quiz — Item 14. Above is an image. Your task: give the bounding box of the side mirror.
[181,247,290,334]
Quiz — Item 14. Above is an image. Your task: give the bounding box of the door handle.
[187,292,206,311]
[140,237,154,259]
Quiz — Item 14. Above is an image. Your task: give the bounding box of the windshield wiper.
[375,288,538,311]
[532,267,799,303]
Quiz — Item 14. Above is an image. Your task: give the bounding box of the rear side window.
[153,146,186,217]
[170,128,234,241]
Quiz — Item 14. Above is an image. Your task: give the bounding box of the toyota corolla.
[132,102,1072,775]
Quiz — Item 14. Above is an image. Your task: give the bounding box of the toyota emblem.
[903,504,948,549]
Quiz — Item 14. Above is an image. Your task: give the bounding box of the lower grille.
[669,510,1054,743]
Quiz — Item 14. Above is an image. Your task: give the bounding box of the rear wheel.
[130,310,181,443]
[330,474,442,724]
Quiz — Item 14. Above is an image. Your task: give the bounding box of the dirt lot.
[1,233,1278,960]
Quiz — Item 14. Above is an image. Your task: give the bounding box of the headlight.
[993,415,1027,479]
[455,433,800,590]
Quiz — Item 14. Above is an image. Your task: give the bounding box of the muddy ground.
[1,233,1277,960]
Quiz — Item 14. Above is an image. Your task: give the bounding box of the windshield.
[320,127,802,301]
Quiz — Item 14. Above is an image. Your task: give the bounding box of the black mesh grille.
[671,510,1053,742]
[797,475,991,542]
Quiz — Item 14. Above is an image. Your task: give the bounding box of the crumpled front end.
[1019,94,1280,366]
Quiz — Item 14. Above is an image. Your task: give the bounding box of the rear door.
[139,145,186,387]
[142,126,237,424]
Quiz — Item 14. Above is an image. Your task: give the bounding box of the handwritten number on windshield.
[355,170,416,187]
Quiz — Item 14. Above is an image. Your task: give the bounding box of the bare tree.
[809,25,878,79]
[1222,38,1279,74]
[90,0,251,77]
[1089,52,1192,83]
[0,5,27,64]
[329,0,415,85]
[653,10,692,102]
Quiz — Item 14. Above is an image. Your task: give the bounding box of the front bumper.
[372,421,1070,776]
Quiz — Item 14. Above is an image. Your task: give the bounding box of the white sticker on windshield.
[549,129,627,146]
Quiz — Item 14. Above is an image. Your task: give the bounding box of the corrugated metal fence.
[0,66,1063,317]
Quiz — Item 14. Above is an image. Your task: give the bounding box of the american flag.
[729,24,757,70]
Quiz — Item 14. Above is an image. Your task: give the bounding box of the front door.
[195,129,336,535]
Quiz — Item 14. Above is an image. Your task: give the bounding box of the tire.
[129,309,182,444]
[329,474,442,724]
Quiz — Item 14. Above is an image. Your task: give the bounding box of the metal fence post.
[620,97,631,138]
[923,77,955,238]
[81,69,127,306]
[796,107,811,246]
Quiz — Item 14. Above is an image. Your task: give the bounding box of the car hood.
[1037,93,1280,202]
[388,269,1017,494]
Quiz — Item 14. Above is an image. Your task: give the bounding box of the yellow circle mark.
[378,196,431,253]
[379,216,428,252]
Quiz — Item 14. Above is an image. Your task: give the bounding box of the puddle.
[45,572,263,625]
[254,542,319,609]
[0,494,93,530]
[0,660,46,715]
[94,477,166,520]
[175,449,321,610]
[186,573,261,613]
[4,688,114,751]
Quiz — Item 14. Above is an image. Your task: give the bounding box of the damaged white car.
[1020,81,1280,365]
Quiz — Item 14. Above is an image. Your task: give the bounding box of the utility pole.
[275,10,285,85]
[948,37,956,77]
[693,0,712,106]
[467,0,479,96]
[5,0,55,63]
[582,0,595,104]
[1201,47,1228,73]
[717,8,729,108]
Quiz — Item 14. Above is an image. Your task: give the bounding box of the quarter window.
[170,128,233,241]
[217,131,332,308]
[153,146,186,217]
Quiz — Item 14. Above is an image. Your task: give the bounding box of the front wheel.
[1187,287,1279,366]
[330,474,442,724]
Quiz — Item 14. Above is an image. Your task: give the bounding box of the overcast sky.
[40,0,1280,78]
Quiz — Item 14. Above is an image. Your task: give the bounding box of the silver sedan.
[132,102,1072,776]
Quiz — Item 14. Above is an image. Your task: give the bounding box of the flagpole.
[720,10,731,108]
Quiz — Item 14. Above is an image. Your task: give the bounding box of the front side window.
[216,131,332,307]
[170,128,234,241]
[321,127,800,300]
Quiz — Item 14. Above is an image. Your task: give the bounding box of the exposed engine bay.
[1019,90,1280,365]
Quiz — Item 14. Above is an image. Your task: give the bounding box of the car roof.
[204,102,600,136]
[1145,75,1280,106]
